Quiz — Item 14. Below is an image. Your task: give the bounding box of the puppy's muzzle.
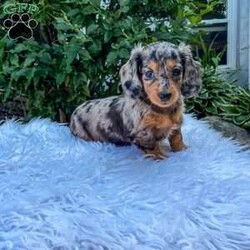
[158,91,172,101]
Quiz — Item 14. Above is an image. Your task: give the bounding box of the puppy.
[70,42,201,159]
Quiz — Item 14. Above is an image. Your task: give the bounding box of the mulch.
[0,101,25,121]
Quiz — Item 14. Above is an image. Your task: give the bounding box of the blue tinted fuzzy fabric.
[0,115,249,250]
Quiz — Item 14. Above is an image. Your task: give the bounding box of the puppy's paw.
[171,142,187,152]
[145,152,167,161]
[142,146,167,161]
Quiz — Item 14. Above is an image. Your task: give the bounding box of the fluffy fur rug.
[0,115,249,250]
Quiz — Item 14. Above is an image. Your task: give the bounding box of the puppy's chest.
[140,112,181,138]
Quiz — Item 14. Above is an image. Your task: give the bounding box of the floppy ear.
[119,44,144,98]
[178,43,202,98]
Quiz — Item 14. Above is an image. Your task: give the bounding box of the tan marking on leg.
[169,129,187,152]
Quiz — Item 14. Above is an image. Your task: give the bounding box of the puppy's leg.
[169,128,187,152]
[138,143,167,160]
[70,116,93,141]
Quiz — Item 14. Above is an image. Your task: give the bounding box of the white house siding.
[236,0,250,88]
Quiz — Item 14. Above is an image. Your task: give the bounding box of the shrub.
[185,35,250,130]
[0,0,217,122]
[186,67,250,130]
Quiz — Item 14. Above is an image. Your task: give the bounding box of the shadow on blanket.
[0,114,249,250]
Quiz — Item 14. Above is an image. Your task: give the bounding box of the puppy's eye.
[144,70,155,80]
[172,68,181,76]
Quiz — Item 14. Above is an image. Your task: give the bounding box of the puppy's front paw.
[171,142,187,152]
[142,145,167,161]
[145,152,167,161]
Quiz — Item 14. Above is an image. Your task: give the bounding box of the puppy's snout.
[131,86,141,97]
[158,91,172,101]
[160,76,169,86]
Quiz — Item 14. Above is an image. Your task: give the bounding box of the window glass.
[197,0,228,66]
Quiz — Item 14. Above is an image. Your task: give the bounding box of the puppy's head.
[120,42,202,107]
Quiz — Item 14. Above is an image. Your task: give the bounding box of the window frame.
[200,0,237,69]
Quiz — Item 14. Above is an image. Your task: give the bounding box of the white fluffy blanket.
[0,115,249,250]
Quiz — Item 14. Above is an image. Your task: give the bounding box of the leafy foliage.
[0,0,219,121]
[185,35,250,130]
[186,68,250,129]
[2,0,248,130]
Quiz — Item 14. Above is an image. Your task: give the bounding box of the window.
[197,0,237,68]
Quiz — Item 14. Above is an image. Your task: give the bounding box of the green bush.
[0,0,217,121]
[2,1,248,129]
[186,67,250,130]
[185,35,250,130]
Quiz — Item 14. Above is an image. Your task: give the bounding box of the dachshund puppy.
[70,42,201,159]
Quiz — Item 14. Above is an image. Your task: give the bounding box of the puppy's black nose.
[132,86,141,97]
[159,92,172,101]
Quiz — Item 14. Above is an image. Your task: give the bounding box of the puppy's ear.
[178,43,202,98]
[120,44,144,98]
